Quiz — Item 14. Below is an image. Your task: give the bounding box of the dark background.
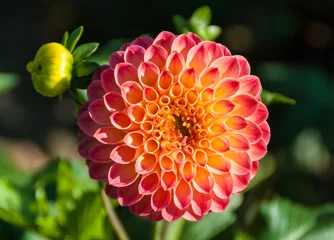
[1,0,334,238]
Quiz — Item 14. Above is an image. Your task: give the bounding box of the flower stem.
[99,182,130,240]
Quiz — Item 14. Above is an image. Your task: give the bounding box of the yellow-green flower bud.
[26,42,73,97]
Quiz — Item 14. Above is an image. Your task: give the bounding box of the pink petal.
[89,162,112,180]
[260,121,271,144]
[161,171,177,190]
[92,65,109,81]
[250,161,259,179]
[162,198,187,221]
[228,134,250,152]
[171,34,196,60]
[118,178,143,206]
[130,195,154,216]
[153,31,176,53]
[248,138,267,161]
[77,111,101,136]
[212,173,233,199]
[87,80,105,102]
[108,162,138,187]
[108,51,124,69]
[144,45,168,71]
[236,55,251,77]
[151,187,172,211]
[191,190,212,216]
[214,78,240,99]
[101,68,120,93]
[88,99,111,125]
[238,75,261,97]
[94,126,126,144]
[110,144,138,164]
[187,32,202,44]
[186,44,209,73]
[78,137,99,159]
[166,52,185,76]
[248,102,268,125]
[78,101,89,117]
[210,192,230,212]
[130,36,154,49]
[238,120,262,144]
[210,56,240,79]
[202,41,224,64]
[124,45,145,68]
[104,92,126,112]
[231,172,251,193]
[192,167,214,194]
[145,211,164,221]
[138,61,160,88]
[138,172,160,195]
[89,144,114,163]
[111,111,137,131]
[199,67,219,87]
[217,43,232,56]
[105,184,118,198]
[114,62,138,87]
[183,206,203,221]
[120,43,130,51]
[124,131,146,148]
[225,115,247,130]
[174,179,193,209]
[231,94,258,117]
[225,151,251,175]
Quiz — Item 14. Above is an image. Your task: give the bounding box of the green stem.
[99,183,130,240]
[153,219,185,240]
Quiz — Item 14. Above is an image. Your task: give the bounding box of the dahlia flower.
[27,43,73,97]
[77,31,270,221]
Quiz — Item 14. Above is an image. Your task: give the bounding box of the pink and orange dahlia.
[77,31,270,221]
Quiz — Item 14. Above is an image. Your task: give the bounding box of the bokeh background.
[1,0,334,239]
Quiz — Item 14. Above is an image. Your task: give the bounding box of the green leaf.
[0,178,32,229]
[73,42,100,64]
[189,6,212,30]
[260,197,317,240]
[301,223,334,240]
[261,89,296,106]
[66,26,84,52]
[173,15,189,34]
[73,61,100,77]
[0,72,20,94]
[181,194,243,240]
[197,25,222,40]
[88,38,130,65]
[60,31,69,46]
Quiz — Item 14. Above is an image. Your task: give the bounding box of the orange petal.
[152,31,176,53]
[77,111,101,136]
[118,178,143,206]
[186,44,209,73]
[193,149,207,166]
[110,144,138,164]
[210,136,230,153]
[127,105,146,124]
[193,167,214,194]
[94,126,126,144]
[200,67,219,87]
[172,150,186,164]
[224,151,251,175]
[120,81,143,105]
[210,100,235,116]
[157,70,173,95]
[199,87,214,104]
[144,45,168,70]
[228,134,250,151]
[111,112,137,131]
[206,154,230,174]
[181,161,196,182]
[185,89,198,105]
[160,154,174,171]
[169,82,183,99]
[146,102,160,118]
[104,92,126,112]
[144,138,160,153]
[138,61,160,87]
[231,94,258,117]
[225,115,247,130]
[214,78,239,99]
[174,179,193,209]
[140,120,154,134]
[161,170,177,190]
[114,62,138,87]
[179,68,199,89]
[151,187,172,211]
[183,206,203,221]
[166,52,185,76]
[124,45,145,68]
[210,56,240,79]
[207,122,226,136]
[124,131,145,148]
[108,162,138,187]
[135,153,157,174]
[171,34,196,60]
[89,144,114,163]
[143,87,158,102]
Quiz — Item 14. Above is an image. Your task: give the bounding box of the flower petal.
[144,45,168,70]
[192,167,214,194]
[186,44,209,73]
[162,198,186,222]
[88,99,111,125]
[129,195,154,216]
[120,81,143,105]
[114,62,138,87]
[87,80,105,102]
[138,172,160,195]
[94,126,126,144]
[161,171,177,190]
[89,162,112,180]
[214,78,239,99]
[135,153,157,174]
[236,55,250,77]
[210,191,230,212]
[101,68,120,93]
[138,61,160,87]
[174,179,192,209]
[171,34,196,60]
[130,36,154,49]
[224,151,251,175]
[151,187,172,211]
[231,94,258,118]
[108,51,124,69]
[210,56,240,79]
[78,137,99,159]
[191,189,211,216]
[166,52,185,76]
[77,111,101,136]
[110,144,138,164]
[206,154,230,174]
[108,162,138,187]
[118,178,143,206]
[104,92,126,112]
[212,173,233,199]
[89,144,114,163]
[152,31,176,53]
[124,45,145,68]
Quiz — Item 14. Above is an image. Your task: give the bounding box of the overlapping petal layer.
[77,31,270,221]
